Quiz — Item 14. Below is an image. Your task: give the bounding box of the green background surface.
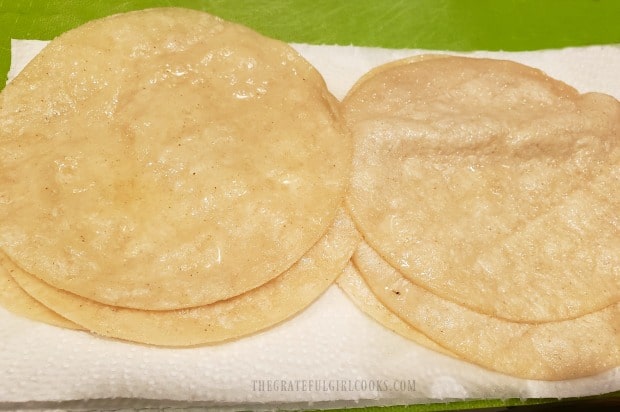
[2,0,620,88]
[0,0,619,410]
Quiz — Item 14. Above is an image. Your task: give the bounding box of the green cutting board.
[2,0,620,88]
[1,0,619,410]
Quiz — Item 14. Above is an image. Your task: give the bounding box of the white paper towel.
[0,40,619,410]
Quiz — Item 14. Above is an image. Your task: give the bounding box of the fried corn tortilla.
[6,210,360,346]
[0,8,351,310]
[0,255,82,330]
[337,263,457,358]
[344,55,620,323]
[354,242,620,380]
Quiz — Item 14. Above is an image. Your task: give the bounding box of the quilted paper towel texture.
[0,40,619,407]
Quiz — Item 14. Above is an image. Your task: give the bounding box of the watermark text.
[251,379,415,393]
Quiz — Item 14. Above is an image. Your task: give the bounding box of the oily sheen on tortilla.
[344,55,620,323]
[0,8,351,310]
[354,242,620,381]
[6,210,360,346]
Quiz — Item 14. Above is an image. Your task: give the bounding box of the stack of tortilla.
[0,8,358,346]
[337,55,619,380]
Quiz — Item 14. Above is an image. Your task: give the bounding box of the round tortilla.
[344,55,620,322]
[0,8,351,309]
[354,241,620,380]
[337,263,458,358]
[7,209,360,346]
[0,254,82,330]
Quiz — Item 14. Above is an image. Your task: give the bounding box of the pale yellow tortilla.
[5,209,360,346]
[337,263,458,358]
[0,255,82,330]
[354,242,620,381]
[344,55,620,322]
[0,8,351,310]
